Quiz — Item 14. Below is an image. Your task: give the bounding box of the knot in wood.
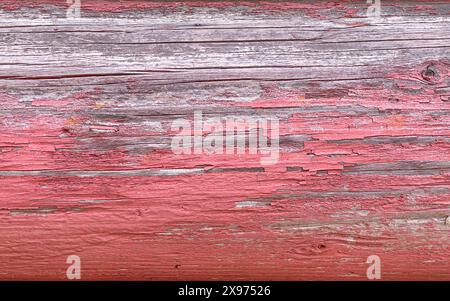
[421,63,440,84]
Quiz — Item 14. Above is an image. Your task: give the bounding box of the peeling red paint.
[0,0,449,281]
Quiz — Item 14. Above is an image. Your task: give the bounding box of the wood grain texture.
[0,0,449,280]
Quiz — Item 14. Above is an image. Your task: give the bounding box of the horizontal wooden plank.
[0,0,449,280]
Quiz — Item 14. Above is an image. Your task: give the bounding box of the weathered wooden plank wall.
[0,0,449,280]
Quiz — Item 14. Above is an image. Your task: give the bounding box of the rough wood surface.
[0,0,449,280]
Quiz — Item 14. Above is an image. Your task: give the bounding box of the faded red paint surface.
[0,0,449,280]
